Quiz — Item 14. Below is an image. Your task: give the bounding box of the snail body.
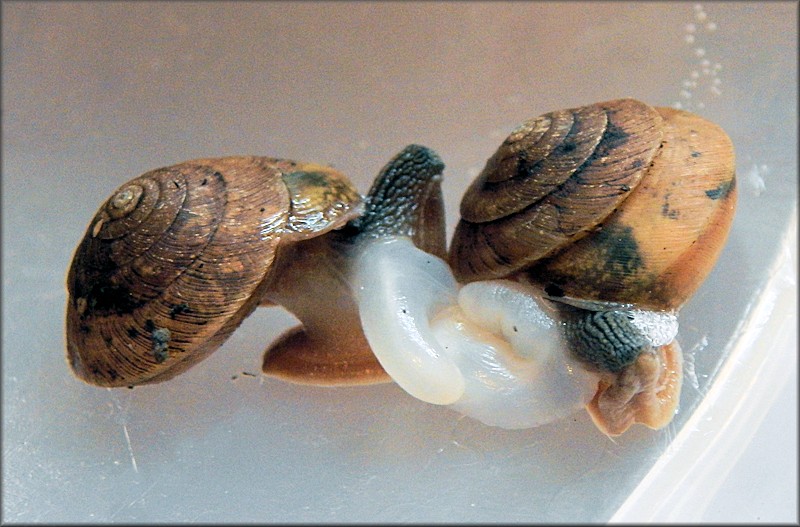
[352,242,601,427]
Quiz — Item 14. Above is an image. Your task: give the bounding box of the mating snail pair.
[66,99,737,436]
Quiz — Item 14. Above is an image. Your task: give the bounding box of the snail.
[65,146,447,387]
[348,99,736,435]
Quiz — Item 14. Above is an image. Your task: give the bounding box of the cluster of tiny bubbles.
[674,4,724,112]
[683,335,709,391]
[741,153,769,197]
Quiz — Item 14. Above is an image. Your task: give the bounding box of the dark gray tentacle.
[350,144,447,257]
[563,310,650,372]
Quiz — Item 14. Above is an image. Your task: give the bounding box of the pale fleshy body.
[354,236,614,429]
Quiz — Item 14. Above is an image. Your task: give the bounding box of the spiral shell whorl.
[66,157,321,386]
[451,99,665,282]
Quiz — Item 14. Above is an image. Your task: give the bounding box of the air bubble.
[679,4,722,110]
[747,163,768,196]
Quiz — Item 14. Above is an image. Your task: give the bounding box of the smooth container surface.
[2,2,797,523]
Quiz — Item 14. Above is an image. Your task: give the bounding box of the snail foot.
[261,325,391,386]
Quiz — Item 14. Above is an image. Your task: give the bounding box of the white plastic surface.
[611,213,798,522]
[3,2,797,523]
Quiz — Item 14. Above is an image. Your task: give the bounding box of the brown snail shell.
[449,98,737,311]
[66,156,364,387]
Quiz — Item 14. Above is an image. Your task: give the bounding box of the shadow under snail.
[66,98,737,437]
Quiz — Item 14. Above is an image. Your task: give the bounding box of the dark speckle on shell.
[705,178,736,200]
